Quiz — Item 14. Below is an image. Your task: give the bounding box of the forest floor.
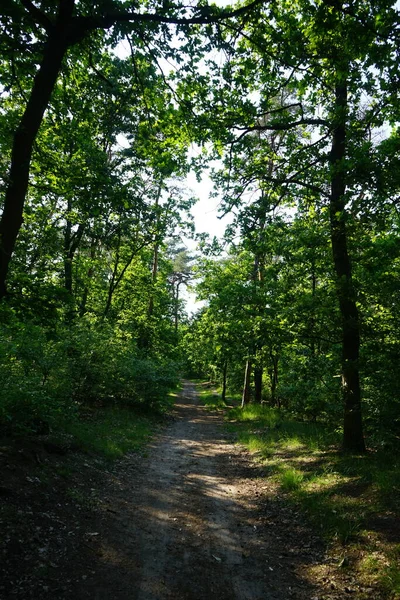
[0,381,389,599]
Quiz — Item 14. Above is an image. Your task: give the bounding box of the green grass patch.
[280,467,304,491]
[197,387,228,409]
[61,386,179,460]
[227,402,400,597]
[230,403,281,427]
[194,381,242,409]
[380,547,400,597]
[64,406,159,460]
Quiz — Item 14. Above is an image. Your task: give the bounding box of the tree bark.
[148,242,159,318]
[79,237,97,317]
[221,360,228,404]
[148,185,162,319]
[270,351,279,407]
[254,366,263,403]
[241,359,252,408]
[0,23,71,298]
[329,76,366,453]
[310,260,317,357]
[174,283,179,334]
[64,209,85,295]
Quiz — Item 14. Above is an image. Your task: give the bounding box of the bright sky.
[182,166,231,314]
[186,164,233,244]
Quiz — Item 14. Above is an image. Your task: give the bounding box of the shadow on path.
[77,381,329,600]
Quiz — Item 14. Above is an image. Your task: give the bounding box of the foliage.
[0,305,180,433]
[182,0,400,450]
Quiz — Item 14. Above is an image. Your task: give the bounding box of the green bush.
[0,312,179,433]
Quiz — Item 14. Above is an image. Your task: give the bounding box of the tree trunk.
[64,218,73,295]
[139,241,158,350]
[0,26,70,298]
[148,241,159,318]
[310,260,316,357]
[64,206,85,295]
[221,360,228,404]
[270,351,279,407]
[254,366,263,403]
[241,359,252,408]
[79,238,97,317]
[174,281,182,335]
[104,232,121,317]
[329,75,366,453]
[148,185,162,318]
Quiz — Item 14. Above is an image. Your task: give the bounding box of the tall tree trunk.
[241,359,252,408]
[138,239,159,350]
[104,229,121,317]
[138,241,158,350]
[310,259,316,357]
[148,241,159,318]
[270,351,279,407]
[253,251,264,404]
[64,217,73,295]
[0,23,71,299]
[254,366,263,403]
[79,238,97,317]
[174,281,182,335]
[64,203,85,295]
[221,360,228,404]
[329,75,365,453]
[148,185,162,319]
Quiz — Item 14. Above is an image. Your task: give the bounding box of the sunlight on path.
[87,381,326,600]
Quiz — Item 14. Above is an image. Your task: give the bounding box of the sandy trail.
[0,381,381,600]
[79,381,324,600]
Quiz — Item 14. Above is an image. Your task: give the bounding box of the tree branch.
[235,117,329,133]
[78,0,267,31]
[20,0,53,32]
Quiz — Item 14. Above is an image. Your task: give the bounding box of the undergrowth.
[64,407,155,459]
[64,388,178,459]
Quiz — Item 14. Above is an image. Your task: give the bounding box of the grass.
[64,407,156,459]
[198,385,400,599]
[381,549,400,597]
[60,388,179,460]
[280,467,304,491]
[198,386,229,410]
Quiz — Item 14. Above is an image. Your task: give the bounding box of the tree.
[0,0,263,299]
[185,0,399,451]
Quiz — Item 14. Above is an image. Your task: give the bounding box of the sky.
[186,170,226,243]
[182,166,231,315]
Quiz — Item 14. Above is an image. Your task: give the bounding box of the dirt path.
[76,381,326,600]
[2,381,344,600]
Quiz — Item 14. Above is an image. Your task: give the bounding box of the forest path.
[79,380,326,600]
